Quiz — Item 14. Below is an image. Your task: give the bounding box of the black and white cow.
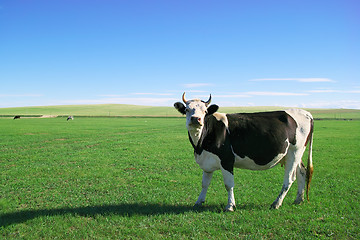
[13,115,21,120]
[174,92,314,210]
[67,116,74,121]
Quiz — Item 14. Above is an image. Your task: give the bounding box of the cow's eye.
[185,108,189,112]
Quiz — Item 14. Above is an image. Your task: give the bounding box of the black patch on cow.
[227,111,297,165]
[226,111,298,166]
[196,115,235,174]
[174,102,186,115]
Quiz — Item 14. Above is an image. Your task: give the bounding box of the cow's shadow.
[0,203,221,227]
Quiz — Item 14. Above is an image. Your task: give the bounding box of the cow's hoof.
[294,198,304,205]
[270,202,280,209]
[224,205,236,212]
[193,203,203,209]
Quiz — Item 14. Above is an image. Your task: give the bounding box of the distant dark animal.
[13,116,20,120]
[67,116,74,121]
[174,92,314,211]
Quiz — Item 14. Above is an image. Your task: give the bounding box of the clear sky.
[1,0,359,109]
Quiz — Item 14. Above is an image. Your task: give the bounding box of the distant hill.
[0,104,359,120]
[0,104,176,117]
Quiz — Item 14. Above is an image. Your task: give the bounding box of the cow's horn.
[182,92,187,103]
[203,94,212,106]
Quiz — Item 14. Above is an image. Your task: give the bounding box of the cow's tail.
[305,117,314,202]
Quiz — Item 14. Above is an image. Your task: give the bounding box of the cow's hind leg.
[294,162,306,204]
[271,151,299,209]
[194,171,213,207]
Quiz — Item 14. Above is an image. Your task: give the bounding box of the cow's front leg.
[194,171,213,207]
[221,167,236,212]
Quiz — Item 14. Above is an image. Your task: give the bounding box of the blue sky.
[1,0,359,109]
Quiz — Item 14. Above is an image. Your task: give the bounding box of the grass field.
[1,104,360,119]
[1,117,359,239]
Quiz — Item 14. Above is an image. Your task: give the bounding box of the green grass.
[1,118,359,239]
[1,104,359,119]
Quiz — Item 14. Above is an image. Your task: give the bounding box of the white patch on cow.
[285,108,313,148]
[233,139,290,170]
[195,150,221,173]
[213,112,228,128]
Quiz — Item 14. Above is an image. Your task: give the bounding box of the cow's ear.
[174,102,186,115]
[207,104,219,115]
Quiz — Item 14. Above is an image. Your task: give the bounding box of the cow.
[67,116,74,121]
[174,92,314,211]
[13,115,21,120]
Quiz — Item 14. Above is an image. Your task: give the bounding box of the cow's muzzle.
[190,116,203,126]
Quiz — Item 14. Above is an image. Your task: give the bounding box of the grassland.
[1,117,359,239]
[1,104,360,119]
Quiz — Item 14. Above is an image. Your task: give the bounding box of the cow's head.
[174,92,219,129]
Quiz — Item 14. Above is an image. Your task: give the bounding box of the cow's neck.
[188,125,203,146]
